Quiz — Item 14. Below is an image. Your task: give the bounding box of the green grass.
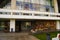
[33,33,46,40]
[33,31,60,40]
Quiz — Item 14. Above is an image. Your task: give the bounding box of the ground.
[0,32,39,40]
[33,31,60,40]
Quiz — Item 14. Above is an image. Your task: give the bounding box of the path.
[0,32,39,40]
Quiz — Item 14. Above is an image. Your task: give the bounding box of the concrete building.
[0,0,60,33]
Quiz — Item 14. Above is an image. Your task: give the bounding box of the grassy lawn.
[33,31,60,40]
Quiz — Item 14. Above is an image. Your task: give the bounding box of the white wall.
[56,21,60,30]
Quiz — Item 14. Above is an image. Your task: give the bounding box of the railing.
[0,12,11,15]
[0,9,60,20]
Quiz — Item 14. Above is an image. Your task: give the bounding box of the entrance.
[15,20,56,33]
[15,21,31,32]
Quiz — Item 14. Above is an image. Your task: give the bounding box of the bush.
[33,31,60,40]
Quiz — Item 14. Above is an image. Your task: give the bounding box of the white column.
[56,21,60,30]
[11,0,16,15]
[10,0,16,32]
[53,0,60,30]
[11,0,16,10]
[53,0,58,13]
[10,19,15,32]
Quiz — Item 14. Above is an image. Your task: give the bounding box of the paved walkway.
[0,32,39,40]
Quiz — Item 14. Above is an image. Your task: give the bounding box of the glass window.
[16,0,54,12]
[16,1,23,10]
[45,0,54,12]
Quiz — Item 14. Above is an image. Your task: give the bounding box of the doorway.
[15,21,21,32]
[15,21,31,32]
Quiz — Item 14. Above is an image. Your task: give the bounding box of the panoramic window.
[45,0,54,12]
[16,0,54,12]
[16,0,33,10]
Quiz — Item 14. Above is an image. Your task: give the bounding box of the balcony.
[0,9,60,20]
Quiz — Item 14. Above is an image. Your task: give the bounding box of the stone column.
[11,0,16,15]
[10,19,15,32]
[53,0,58,13]
[53,0,60,30]
[11,0,16,10]
[56,21,60,30]
[9,0,16,32]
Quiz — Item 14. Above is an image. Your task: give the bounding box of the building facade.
[0,0,60,33]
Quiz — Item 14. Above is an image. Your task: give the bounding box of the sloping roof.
[0,0,60,13]
[0,0,11,8]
